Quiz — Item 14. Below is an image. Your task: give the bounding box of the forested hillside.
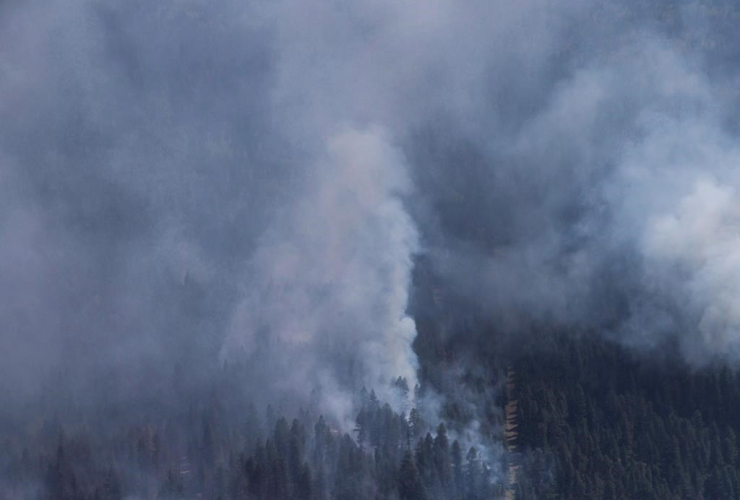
[6,330,740,499]
[0,366,503,500]
[512,334,740,499]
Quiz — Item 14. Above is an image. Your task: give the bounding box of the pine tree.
[355,408,367,449]
[451,441,463,499]
[464,447,480,500]
[433,423,452,489]
[399,449,428,500]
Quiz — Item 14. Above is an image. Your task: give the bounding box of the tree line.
[2,383,503,500]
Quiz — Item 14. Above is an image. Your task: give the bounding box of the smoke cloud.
[223,127,418,424]
[3,0,740,458]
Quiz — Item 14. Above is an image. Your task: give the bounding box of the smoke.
[610,105,740,363]
[223,126,418,424]
[3,0,740,481]
[408,27,740,367]
[0,0,287,411]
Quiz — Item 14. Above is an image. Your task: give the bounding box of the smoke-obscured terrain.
[4,1,740,499]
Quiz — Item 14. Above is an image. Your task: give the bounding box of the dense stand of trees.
[6,317,740,499]
[512,334,740,500]
[0,377,501,500]
[412,257,740,500]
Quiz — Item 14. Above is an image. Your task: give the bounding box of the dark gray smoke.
[2,0,740,442]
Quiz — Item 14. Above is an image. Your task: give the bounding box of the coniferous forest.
[1,360,504,500]
[5,325,740,499]
[512,334,740,500]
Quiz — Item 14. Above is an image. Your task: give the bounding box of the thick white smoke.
[612,105,740,363]
[4,0,740,478]
[217,0,585,425]
[224,127,419,424]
